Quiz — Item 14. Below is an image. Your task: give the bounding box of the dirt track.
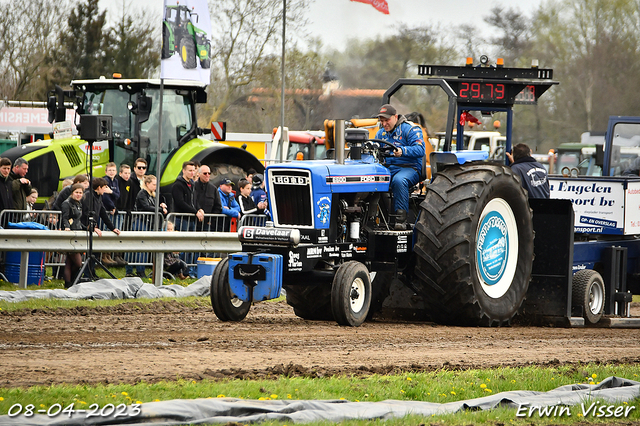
[1,299,640,389]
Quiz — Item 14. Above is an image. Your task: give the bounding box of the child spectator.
[24,188,38,221]
[237,178,257,215]
[115,164,133,213]
[164,220,189,280]
[60,183,85,288]
[251,173,270,218]
[102,162,120,215]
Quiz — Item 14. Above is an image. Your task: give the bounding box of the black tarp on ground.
[1,377,638,425]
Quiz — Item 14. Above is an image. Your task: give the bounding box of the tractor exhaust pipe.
[335,119,345,165]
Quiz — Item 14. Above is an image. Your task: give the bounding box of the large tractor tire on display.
[572,269,605,324]
[161,26,171,59]
[179,37,197,69]
[331,261,372,327]
[413,163,534,326]
[210,257,251,321]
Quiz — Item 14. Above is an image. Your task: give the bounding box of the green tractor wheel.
[179,37,197,69]
[162,25,171,59]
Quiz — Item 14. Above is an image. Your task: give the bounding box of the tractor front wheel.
[210,257,251,321]
[331,261,371,327]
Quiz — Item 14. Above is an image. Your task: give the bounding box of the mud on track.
[1,300,640,388]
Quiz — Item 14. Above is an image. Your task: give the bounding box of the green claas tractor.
[2,77,263,207]
[162,3,211,69]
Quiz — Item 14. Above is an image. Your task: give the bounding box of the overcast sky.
[100,0,545,50]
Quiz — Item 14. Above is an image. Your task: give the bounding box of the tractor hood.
[265,159,390,230]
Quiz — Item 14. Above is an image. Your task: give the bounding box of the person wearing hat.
[250,173,270,217]
[218,177,241,220]
[375,103,425,230]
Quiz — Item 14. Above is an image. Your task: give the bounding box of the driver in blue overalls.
[375,104,425,230]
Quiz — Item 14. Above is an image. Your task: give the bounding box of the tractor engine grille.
[270,169,313,227]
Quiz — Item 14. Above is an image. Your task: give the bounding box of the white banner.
[549,178,626,235]
[161,0,212,85]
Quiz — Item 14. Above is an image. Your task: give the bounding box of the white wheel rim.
[588,281,604,315]
[231,296,244,308]
[350,277,366,313]
[475,198,519,299]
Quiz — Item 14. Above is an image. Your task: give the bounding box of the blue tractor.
[211,58,639,327]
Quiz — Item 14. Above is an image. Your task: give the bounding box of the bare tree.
[0,0,68,100]
[205,0,309,125]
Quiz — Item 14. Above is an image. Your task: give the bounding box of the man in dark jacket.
[0,157,14,227]
[9,157,32,210]
[194,164,222,231]
[171,161,204,231]
[508,143,550,199]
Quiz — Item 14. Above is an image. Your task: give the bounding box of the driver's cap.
[377,104,397,119]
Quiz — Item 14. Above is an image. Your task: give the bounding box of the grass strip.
[0,364,638,425]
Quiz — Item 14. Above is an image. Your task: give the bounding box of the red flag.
[350,0,389,15]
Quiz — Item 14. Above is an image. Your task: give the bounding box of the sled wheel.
[414,163,534,326]
[331,261,371,327]
[179,37,197,69]
[210,257,250,321]
[572,269,605,324]
[285,283,333,321]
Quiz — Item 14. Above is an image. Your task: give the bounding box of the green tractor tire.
[179,37,197,69]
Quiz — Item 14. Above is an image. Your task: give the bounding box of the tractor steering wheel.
[367,138,397,155]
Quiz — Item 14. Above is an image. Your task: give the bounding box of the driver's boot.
[394,209,407,231]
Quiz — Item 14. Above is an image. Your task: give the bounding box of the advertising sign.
[161,0,212,85]
[624,181,640,235]
[549,178,625,235]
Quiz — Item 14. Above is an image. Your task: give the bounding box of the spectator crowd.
[0,156,268,284]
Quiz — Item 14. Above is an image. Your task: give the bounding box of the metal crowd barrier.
[101,211,166,269]
[165,213,233,266]
[238,214,269,228]
[0,209,269,287]
[0,210,67,278]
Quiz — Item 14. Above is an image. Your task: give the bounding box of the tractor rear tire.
[331,261,371,327]
[208,164,246,187]
[162,26,171,59]
[179,37,197,69]
[572,269,605,324]
[285,284,333,321]
[210,257,251,322]
[413,163,534,326]
[367,271,392,320]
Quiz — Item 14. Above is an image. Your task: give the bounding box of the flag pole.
[279,0,286,162]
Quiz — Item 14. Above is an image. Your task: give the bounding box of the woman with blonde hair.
[135,175,168,215]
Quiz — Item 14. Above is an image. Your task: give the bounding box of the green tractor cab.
[2,78,263,207]
[162,3,211,69]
